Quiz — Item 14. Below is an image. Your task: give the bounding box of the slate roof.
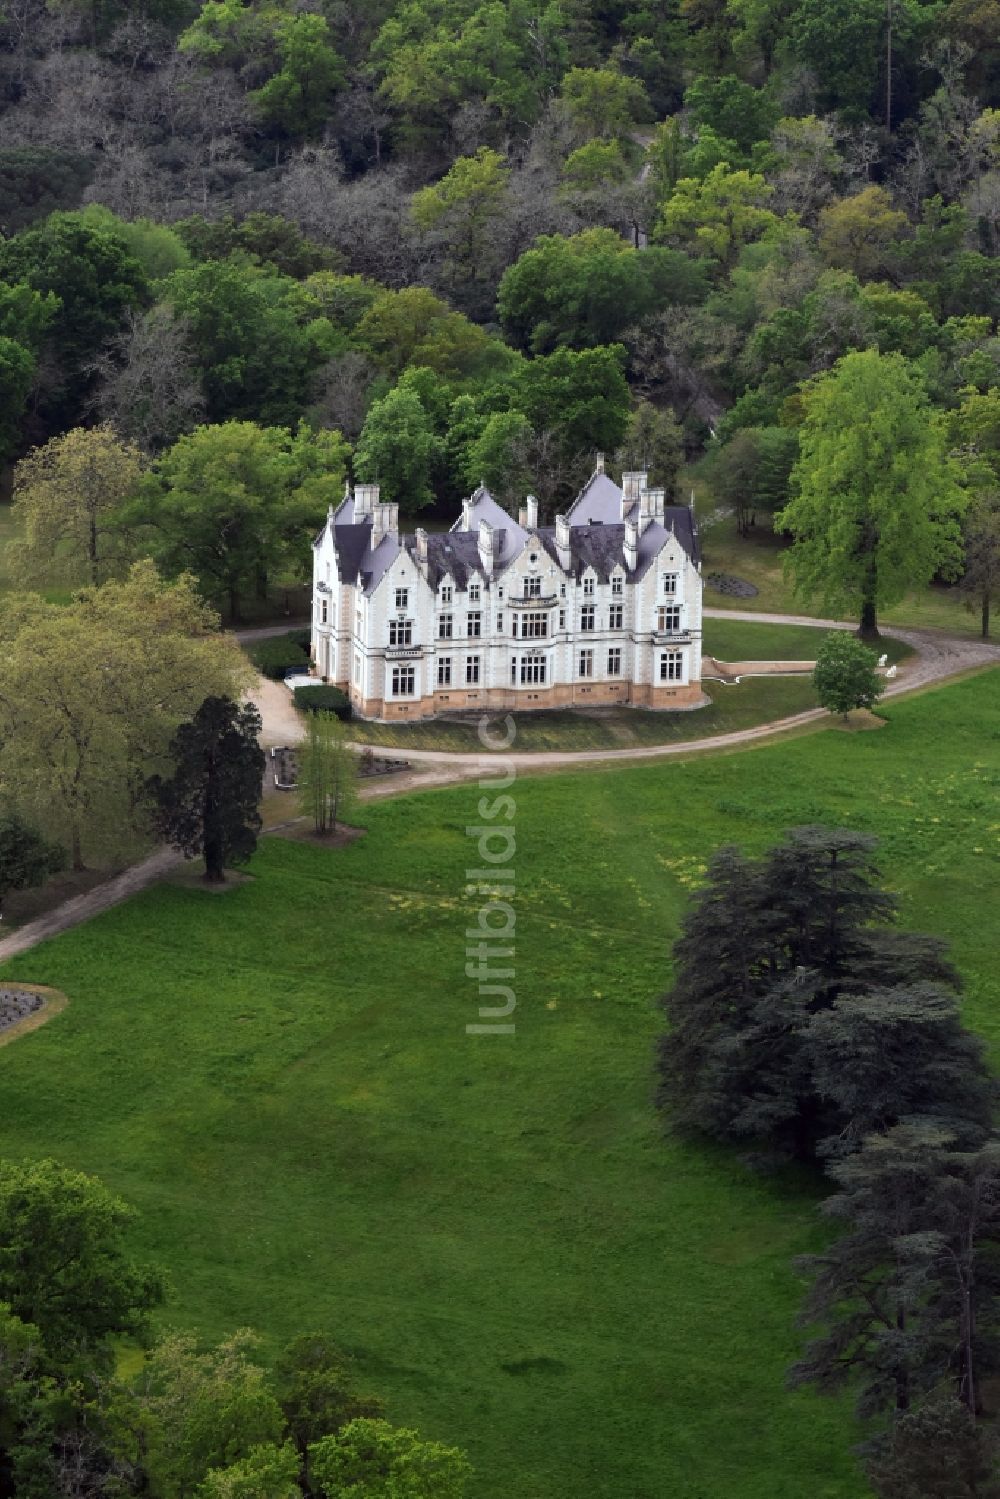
[318,473,699,592]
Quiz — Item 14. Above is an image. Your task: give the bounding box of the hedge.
[293,684,352,721]
[247,630,311,680]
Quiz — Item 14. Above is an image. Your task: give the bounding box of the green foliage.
[497,230,707,353]
[160,258,336,427]
[275,1332,384,1460]
[658,825,990,1163]
[778,350,967,634]
[615,402,684,498]
[656,163,778,269]
[252,13,345,141]
[0,1157,164,1368]
[812,631,885,716]
[293,685,352,721]
[710,426,798,532]
[510,343,631,455]
[197,1443,301,1499]
[138,421,347,620]
[684,74,779,155]
[865,1395,1000,1499]
[177,214,341,278]
[248,631,311,680]
[557,65,651,143]
[355,383,442,510]
[355,288,508,383]
[0,811,65,918]
[146,696,265,882]
[297,712,358,834]
[309,1418,472,1499]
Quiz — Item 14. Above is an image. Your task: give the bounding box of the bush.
[248,632,311,680]
[294,685,352,721]
[813,631,885,718]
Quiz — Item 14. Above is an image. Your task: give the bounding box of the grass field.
[702,616,912,664]
[4,670,1000,1496]
[699,507,981,637]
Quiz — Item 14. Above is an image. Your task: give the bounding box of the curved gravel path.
[251,613,1000,775]
[1,616,995,967]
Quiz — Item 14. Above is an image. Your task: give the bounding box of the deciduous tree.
[777,350,966,638]
[309,1418,472,1499]
[812,631,885,717]
[297,712,358,836]
[8,424,144,588]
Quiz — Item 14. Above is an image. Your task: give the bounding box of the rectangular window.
[560,582,566,598]
[660,651,684,682]
[496,613,503,632]
[611,575,623,596]
[583,576,595,596]
[525,576,542,598]
[469,581,481,603]
[558,609,566,630]
[320,597,328,624]
[441,584,453,604]
[662,572,678,596]
[467,611,482,638]
[578,648,594,678]
[395,587,409,610]
[522,611,548,639]
[437,656,452,687]
[520,653,546,685]
[510,657,517,685]
[438,613,453,639]
[391,665,415,696]
[609,604,623,629]
[389,618,412,647]
[608,647,622,676]
[353,653,361,685]
[581,605,595,631]
[466,655,481,685]
[657,605,681,633]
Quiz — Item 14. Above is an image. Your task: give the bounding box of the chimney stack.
[371,499,399,548]
[621,472,647,517]
[595,452,605,474]
[354,482,379,518]
[525,494,538,529]
[555,513,570,569]
[518,503,528,528]
[415,527,428,564]
[624,518,639,571]
[646,488,666,524]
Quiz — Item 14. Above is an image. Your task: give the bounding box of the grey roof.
[565,471,628,526]
[319,472,698,592]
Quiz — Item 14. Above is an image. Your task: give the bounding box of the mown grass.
[702,616,912,664]
[5,671,1000,1496]
[699,508,980,638]
[347,674,821,752]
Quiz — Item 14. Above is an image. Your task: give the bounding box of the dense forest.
[0,0,996,573]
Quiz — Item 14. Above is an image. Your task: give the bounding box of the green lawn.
[5,672,1000,1495]
[698,504,982,638]
[348,674,821,752]
[702,616,912,664]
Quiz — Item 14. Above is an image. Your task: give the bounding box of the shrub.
[813,631,885,718]
[248,632,310,680]
[294,685,352,721]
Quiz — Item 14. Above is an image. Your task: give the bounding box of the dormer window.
[469,581,481,603]
[583,575,595,596]
[611,574,623,596]
[441,584,453,605]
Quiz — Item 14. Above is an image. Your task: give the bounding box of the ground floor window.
[608,647,622,676]
[513,653,546,685]
[437,656,452,687]
[660,651,684,682]
[391,665,416,696]
[466,655,481,685]
[578,649,594,679]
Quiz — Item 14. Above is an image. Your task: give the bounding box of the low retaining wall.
[703,656,816,679]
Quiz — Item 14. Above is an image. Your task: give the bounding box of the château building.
[310,460,705,721]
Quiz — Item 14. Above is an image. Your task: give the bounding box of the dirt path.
[0,847,180,964]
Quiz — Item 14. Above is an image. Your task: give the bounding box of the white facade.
[311,464,705,720]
